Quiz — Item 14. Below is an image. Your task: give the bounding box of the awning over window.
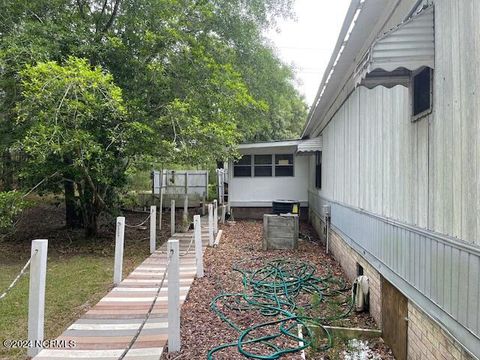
[355,5,434,88]
[296,137,322,155]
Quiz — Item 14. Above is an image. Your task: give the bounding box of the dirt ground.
[0,201,193,359]
[0,201,193,264]
[162,220,395,360]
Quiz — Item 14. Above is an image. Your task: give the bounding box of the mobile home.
[230,0,480,358]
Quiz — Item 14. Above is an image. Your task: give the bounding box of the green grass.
[0,256,117,359]
[0,241,149,360]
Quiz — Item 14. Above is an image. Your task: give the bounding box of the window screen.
[315,151,322,189]
[233,155,251,177]
[412,67,432,117]
[254,155,272,177]
[275,154,294,177]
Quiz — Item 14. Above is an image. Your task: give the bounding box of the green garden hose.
[208,259,354,359]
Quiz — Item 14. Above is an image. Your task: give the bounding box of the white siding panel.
[430,0,480,245]
[317,84,428,232]
[311,0,480,247]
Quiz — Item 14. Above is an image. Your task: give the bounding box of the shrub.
[0,191,27,231]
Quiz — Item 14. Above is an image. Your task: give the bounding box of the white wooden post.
[168,239,181,352]
[193,215,204,278]
[171,200,175,236]
[208,204,214,246]
[150,206,156,253]
[205,171,209,200]
[183,195,188,223]
[221,205,226,224]
[27,239,48,357]
[213,199,218,234]
[184,172,188,195]
[114,217,125,285]
[159,188,164,230]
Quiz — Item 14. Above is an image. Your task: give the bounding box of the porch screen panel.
[254,155,272,177]
[233,155,252,177]
[275,154,294,177]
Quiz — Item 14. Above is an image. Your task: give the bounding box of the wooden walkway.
[35,217,210,360]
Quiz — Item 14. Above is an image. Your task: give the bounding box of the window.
[315,151,322,189]
[411,67,432,120]
[254,154,272,177]
[233,155,251,177]
[275,154,294,177]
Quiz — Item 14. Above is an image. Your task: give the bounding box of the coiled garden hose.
[208,259,354,359]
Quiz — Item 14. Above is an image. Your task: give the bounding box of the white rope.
[118,249,174,360]
[0,250,37,301]
[157,233,195,257]
[180,233,195,257]
[124,213,151,228]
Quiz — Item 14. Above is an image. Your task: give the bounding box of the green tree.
[1,0,307,235]
[16,57,131,236]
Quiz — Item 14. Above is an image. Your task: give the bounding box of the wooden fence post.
[114,217,125,285]
[150,205,156,253]
[171,200,175,236]
[27,239,48,357]
[193,215,204,278]
[168,239,181,352]
[213,199,218,234]
[208,204,214,246]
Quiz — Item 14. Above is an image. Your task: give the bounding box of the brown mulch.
[161,220,395,360]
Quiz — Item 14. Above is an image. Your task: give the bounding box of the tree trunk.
[78,184,99,238]
[63,156,82,228]
[64,180,82,228]
[84,210,98,238]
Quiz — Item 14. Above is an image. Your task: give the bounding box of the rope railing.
[0,249,37,301]
[118,248,174,360]
[124,213,151,228]
[180,233,195,257]
[155,229,195,257]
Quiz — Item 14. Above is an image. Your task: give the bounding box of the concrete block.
[263,214,299,250]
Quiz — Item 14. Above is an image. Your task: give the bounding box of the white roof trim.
[296,137,323,154]
[301,0,395,138]
[301,0,364,138]
[237,138,322,154]
[355,5,434,85]
[237,140,301,150]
